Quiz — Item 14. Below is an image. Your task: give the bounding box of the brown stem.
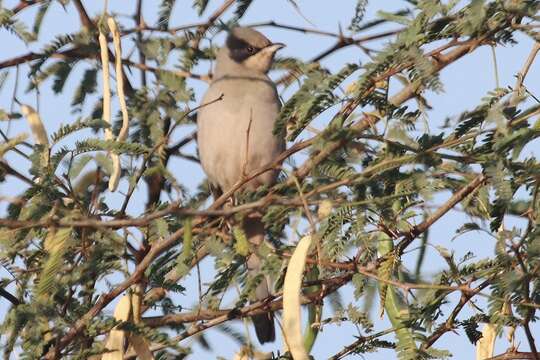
[397,174,486,252]
[126,273,352,358]
[72,0,93,30]
[12,0,43,14]
[190,0,236,50]
[422,280,491,349]
[0,288,20,306]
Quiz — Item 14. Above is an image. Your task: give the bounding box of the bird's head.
[222,27,285,74]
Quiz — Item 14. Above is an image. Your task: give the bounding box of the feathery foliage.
[1,1,540,359]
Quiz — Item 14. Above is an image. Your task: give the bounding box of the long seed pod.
[98,29,112,142]
[283,235,312,360]
[476,323,497,360]
[20,104,49,167]
[127,284,154,359]
[107,17,129,142]
[98,20,121,192]
[20,104,48,147]
[103,295,132,360]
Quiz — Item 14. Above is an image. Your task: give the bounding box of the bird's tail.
[243,216,275,344]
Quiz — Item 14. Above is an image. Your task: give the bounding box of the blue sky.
[1,0,539,359]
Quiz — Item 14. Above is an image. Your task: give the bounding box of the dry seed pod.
[317,200,333,219]
[107,17,129,142]
[20,104,48,146]
[103,295,132,360]
[98,22,121,192]
[476,323,497,360]
[283,235,312,360]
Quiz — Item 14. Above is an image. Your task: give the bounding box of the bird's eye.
[246,46,256,54]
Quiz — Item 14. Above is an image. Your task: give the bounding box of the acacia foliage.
[0,0,540,359]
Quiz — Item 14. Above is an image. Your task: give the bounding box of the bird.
[197,27,285,344]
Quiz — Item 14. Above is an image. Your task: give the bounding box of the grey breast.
[197,75,283,192]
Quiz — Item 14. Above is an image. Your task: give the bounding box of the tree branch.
[397,174,486,252]
[72,0,93,30]
[0,288,20,306]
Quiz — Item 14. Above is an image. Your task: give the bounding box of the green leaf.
[192,0,209,16]
[233,226,249,257]
[158,0,176,30]
[35,228,73,298]
[0,8,35,43]
[349,0,369,32]
[377,235,418,360]
[157,70,194,102]
[67,154,93,179]
[233,0,254,19]
[30,33,74,76]
[75,139,150,156]
[275,63,359,141]
[32,2,51,36]
[52,118,108,143]
[72,68,98,108]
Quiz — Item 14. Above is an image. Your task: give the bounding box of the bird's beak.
[243,42,285,73]
[265,42,286,53]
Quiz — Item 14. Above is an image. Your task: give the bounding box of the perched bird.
[197,27,285,344]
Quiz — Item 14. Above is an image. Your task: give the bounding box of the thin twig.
[128,273,352,357]
[330,328,398,360]
[72,0,93,29]
[190,0,235,50]
[397,174,486,252]
[510,41,540,106]
[422,279,492,349]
